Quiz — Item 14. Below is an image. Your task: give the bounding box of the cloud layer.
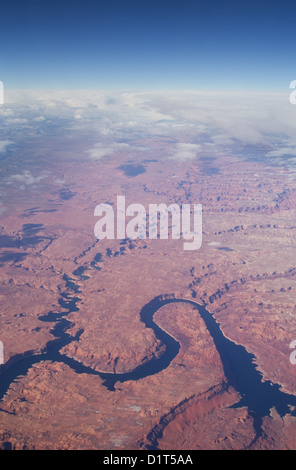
[1,89,296,168]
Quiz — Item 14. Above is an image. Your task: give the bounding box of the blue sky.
[1,0,296,90]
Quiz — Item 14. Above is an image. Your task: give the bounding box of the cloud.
[0,140,14,153]
[170,143,201,161]
[140,91,296,146]
[2,89,296,169]
[0,108,14,117]
[266,147,296,158]
[32,115,46,122]
[6,170,48,187]
[84,142,130,160]
[6,118,28,125]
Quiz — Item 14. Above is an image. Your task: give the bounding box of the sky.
[0,0,296,90]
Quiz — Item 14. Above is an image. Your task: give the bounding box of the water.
[1,287,296,435]
[117,164,146,177]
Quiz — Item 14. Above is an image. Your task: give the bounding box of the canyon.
[0,144,296,450]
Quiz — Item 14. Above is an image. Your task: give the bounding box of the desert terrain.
[0,132,296,450]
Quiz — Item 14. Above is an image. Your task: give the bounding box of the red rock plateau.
[0,148,296,450]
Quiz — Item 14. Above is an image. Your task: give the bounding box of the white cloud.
[141,90,296,146]
[32,116,46,122]
[85,142,130,160]
[0,108,14,117]
[6,118,28,125]
[170,143,201,161]
[266,147,296,157]
[54,178,66,185]
[2,89,296,168]
[6,170,48,187]
[0,140,14,153]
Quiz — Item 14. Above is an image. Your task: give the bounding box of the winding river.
[1,268,296,441]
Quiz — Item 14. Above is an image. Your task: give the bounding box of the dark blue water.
[1,268,296,440]
[101,298,296,421]
[117,163,146,177]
